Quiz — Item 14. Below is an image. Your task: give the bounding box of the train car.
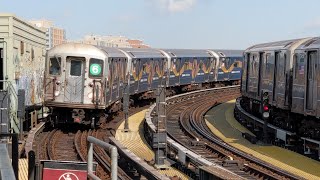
[214,50,243,84]
[98,47,128,105]
[240,37,320,141]
[161,49,220,89]
[292,37,320,117]
[119,48,168,94]
[43,43,243,127]
[241,38,310,114]
[44,43,108,126]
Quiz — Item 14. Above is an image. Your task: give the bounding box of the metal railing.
[0,80,19,133]
[87,136,118,180]
[0,133,18,180]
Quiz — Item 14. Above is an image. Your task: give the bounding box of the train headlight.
[88,92,93,99]
[54,90,60,97]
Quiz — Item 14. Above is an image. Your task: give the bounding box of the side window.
[264,54,269,77]
[89,58,104,78]
[220,57,225,67]
[308,51,317,79]
[299,54,305,77]
[234,59,238,68]
[294,54,298,79]
[283,54,286,74]
[49,57,61,76]
[294,53,304,79]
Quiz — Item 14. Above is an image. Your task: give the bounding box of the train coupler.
[72,109,85,123]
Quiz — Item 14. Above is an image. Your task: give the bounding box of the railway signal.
[262,91,270,119]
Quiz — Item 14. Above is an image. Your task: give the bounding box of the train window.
[220,57,226,67]
[294,54,298,79]
[70,60,82,76]
[234,58,238,68]
[265,54,270,78]
[308,51,317,79]
[294,53,305,79]
[299,54,305,76]
[49,57,61,76]
[284,54,286,73]
[89,58,104,78]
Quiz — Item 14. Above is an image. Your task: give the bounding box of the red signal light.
[263,105,269,111]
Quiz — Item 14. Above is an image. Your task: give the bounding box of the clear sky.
[1,0,320,49]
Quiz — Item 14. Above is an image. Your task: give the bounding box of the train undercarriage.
[239,96,320,160]
[48,107,107,128]
[240,96,320,141]
[46,80,240,129]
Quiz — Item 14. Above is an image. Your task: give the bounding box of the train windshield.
[49,57,61,75]
[89,58,104,78]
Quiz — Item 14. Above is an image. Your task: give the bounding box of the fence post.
[87,136,117,180]
[28,150,35,180]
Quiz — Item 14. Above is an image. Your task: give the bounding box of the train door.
[306,51,317,110]
[258,52,264,96]
[284,54,289,106]
[273,52,280,101]
[108,58,114,102]
[176,58,182,85]
[0,48,3,89]
[211,57,217,81]
[105,58,111,104]
[116,59,120,98]
[245,53,250,92]
[64,57,85,103]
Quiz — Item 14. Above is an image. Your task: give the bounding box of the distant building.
[0,13,46,133]
[70,34,150,48]
[29,19,66,49]
[127,39,150,48]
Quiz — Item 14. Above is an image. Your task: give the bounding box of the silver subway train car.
[241,37,320,141]
[44,43,243,127]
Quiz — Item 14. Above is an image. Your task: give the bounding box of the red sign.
[40,161,97,180]
[43,168,87,180]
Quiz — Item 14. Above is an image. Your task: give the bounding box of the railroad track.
[29,105,153,180]
[149,86,302,179]
[48,130,79,161]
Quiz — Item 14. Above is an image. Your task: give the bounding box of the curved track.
[30,105,157,180]
[151,86,301,179]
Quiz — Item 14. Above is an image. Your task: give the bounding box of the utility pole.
[123,73,130,132]
[153,75,167,169]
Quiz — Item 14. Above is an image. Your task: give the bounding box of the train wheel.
[49,115,54,127]
[52,115,58,128]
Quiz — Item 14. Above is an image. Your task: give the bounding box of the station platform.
[205,100,320,180]
[0,142,29,180]
[19,158,28,180]
[0,143,15,180]
[115,110,189,180]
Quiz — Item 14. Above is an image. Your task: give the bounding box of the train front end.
[44,43,107,127]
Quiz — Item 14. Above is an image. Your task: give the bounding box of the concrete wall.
[0,13,46,107]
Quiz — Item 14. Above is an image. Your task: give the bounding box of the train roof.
[211,49,243,57]
[97,46,127,57]
[119,48,166,58]
[245,38,310,52]
[47,43,106,58]
[296,37,320,50]
[161,49,212,58]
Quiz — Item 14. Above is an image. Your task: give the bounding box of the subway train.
[241,37,320,141]
[43,43,243,127]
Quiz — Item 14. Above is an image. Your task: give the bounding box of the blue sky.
[1,0,320,49]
